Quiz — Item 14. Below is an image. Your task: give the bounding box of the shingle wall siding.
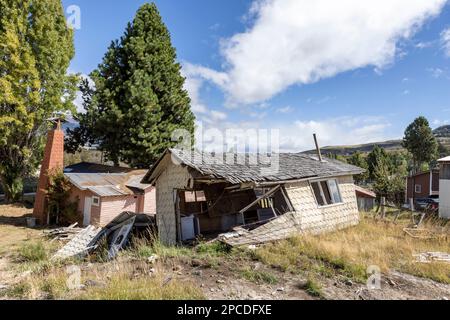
[155,157,194,244]
[225,175,359,246]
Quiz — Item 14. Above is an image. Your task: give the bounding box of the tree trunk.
[0,171,24,203]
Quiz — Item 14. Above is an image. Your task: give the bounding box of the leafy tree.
[347,151,368,184]
[402,116,438,174]
[67,3,195,168]
[46,168,79,225]
[0,0,76,202]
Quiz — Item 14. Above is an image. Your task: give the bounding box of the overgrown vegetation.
[239,267,278,285]
[46,169,79,225]
[79,270,204,300]
[255,215,450,284]
[18,242,48,262]
[302,277,324,299]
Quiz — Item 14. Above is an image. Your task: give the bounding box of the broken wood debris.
[50,212,156,261]
[43,223,83,242]
[413,252,450,264]
[403,228,443,240]
[52,225,103,260]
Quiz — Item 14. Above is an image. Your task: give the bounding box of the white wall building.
[438,156,450,219]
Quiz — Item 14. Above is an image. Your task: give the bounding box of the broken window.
[311,179,342,206]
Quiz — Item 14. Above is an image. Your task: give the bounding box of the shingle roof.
[143,148,365,185]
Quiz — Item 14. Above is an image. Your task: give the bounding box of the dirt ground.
[0,204,449,300]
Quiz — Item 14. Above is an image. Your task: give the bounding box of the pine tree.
[68,3,195,168]
[403,116,438,173]
[0,0,76,202]
[367,145,389,181]
[348,151,368,184]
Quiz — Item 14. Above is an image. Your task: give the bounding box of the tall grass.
[79,272,204,300]
[18,242,48,262]
[256,216,450,284]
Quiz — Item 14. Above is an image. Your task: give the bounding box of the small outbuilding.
[64,162,156,227]
[142,148,365,245]
[355,185,376,212]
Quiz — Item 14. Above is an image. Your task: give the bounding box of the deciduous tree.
[0,0,76,202]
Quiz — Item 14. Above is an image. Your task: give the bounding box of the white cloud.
[441,27,450,57]
[190,0,447,105]
[182,65,230,123]
[415,41,433,49]
[276,106,294,114]
[427,67,444,78]
[195,115,392,153]
[210,110,228,121]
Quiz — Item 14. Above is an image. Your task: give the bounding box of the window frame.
[310,178,343,207]
[92,196,100,207]
[414,184,422,194]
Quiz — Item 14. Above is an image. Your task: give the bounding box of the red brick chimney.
[33,120,64,224]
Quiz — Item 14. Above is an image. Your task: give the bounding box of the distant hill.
[304,125,450,156]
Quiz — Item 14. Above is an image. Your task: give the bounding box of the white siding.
[439,179,450,219]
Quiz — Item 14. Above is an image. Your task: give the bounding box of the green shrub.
[239,268,278,285]
[19,242,48,262]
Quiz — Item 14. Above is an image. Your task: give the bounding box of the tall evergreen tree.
[347,151,368,184]
[402,116,438,174]
[0,0,76,202]
[367,145,389,181]
[68,3,195,168]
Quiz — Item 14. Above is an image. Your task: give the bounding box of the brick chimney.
[33,120,64,224]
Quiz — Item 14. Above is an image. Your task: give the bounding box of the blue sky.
[63,0,450,151]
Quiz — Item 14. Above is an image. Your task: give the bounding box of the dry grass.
[256,215,450,283]
[79,271,204,300]
[0,204,41,255]
[5,260,205,300]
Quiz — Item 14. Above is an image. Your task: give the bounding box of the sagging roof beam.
[239,185,282,214]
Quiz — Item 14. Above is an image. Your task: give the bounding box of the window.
[441,164,450,180]
[415,184,422,194]
[311,179,343,206]
[184,191,206,203]
[92,196,100,206]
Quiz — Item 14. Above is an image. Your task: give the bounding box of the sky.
[62,0,450,152]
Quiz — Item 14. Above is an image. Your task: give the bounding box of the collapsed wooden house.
[141,148,365,245]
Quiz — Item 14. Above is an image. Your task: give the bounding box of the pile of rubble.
[47,212,156,261]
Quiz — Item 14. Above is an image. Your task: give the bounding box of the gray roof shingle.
[143,148,365,185]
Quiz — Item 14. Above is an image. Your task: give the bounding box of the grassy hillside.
[305,125,450,156]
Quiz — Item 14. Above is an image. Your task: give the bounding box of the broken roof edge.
[141,148,365,186]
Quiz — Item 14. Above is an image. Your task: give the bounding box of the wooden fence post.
[381,197,386,219]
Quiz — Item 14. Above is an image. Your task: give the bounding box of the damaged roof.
[142,148,365,185]
[65,166,152,197]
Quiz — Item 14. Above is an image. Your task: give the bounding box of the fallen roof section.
[221,212,301,247]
